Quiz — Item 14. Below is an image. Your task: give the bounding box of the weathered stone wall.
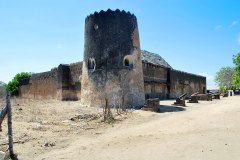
[81,9,145,108]
[143,62,168,83]
[19,63,82,100]
[143,62,169,100]
[19,68,58,99]
[69,62,82,99]
[144,83,168,100]
[69,62,82,85]
[169,69,206,99]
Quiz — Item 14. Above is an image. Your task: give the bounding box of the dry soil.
[1,96,240,160]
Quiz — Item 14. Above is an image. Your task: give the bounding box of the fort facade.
[19,9,206,108]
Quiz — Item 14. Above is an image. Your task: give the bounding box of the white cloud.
[198,72,214,80]
[230,20,238,27]
[215,25,222,31]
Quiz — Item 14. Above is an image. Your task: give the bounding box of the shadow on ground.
[159,105,186,113]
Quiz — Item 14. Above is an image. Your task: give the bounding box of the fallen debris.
[70,114,101,122]
[44,142,56,147]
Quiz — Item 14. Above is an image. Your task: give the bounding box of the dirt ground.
[1,96,240,160]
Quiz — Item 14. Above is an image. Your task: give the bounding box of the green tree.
[214,67,235,90]
[6,72,31,96]
[233,52,240,87]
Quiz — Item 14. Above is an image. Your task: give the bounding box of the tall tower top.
[85,9,137,21]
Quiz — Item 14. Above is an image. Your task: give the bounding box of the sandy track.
[36,96,240,160]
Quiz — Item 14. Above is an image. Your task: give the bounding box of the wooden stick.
[0,106,7,131]
[6,91,15,158]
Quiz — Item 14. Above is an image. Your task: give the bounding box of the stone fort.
[19,9,206,108]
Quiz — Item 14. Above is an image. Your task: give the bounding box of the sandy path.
[36,96,240,160]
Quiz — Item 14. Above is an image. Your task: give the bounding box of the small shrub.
[104,115,115,124]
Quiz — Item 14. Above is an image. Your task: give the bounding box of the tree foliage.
[6,72,31,96]
[233,52,240,87]
[214,67,235,89]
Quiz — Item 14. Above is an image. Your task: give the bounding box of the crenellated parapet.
[85,9,137,29]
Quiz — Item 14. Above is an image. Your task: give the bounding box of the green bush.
[6,72,31,96]
[104,115,115,124]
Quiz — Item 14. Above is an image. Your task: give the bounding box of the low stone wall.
[19,60,207,103]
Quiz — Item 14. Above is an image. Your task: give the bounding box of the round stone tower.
[81,9,145,108]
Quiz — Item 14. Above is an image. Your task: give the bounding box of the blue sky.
[0,0,240,88]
